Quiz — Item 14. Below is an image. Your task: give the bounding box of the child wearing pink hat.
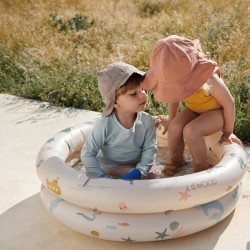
[141,35,243,176]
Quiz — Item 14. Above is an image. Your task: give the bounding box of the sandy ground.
[0,94,249,250]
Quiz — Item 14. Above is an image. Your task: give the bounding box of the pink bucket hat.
[141,35,217,103]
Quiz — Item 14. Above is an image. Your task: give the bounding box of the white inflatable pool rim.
[36,123,247,214]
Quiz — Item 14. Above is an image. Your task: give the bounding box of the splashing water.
[151,147,194,178]
[66,147,197,179]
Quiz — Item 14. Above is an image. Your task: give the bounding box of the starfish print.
[155,228,169,239]
[121,237,135,242]
[178,188,191,202]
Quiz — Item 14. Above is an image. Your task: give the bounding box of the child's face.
[115,85,147,114]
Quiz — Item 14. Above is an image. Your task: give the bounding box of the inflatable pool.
[36,122,247,241]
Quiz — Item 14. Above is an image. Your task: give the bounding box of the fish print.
[106,226,117,230]
[118,223,129,226]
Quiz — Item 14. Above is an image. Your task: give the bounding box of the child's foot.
[162,166,178,176]
[162,158,186,177]
[194,164,212,173]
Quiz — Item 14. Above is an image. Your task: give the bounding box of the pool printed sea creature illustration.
[121,237,135,242]
[230,153,246,169]
[170,221,179,231]
[42,146,53,151]
[226,186,232,191]
[118,202,135,212]
[232,185,240,201]
[201,200,224,222]
[77,209,102,221]
[90,230,99,238]
[118,223,130,227]
[118,202,128,212]
[178,188,192,202]
[154,221,184,239]
[36,159,43,167]
[46,178,61,195]
[50,198,64,213]
[170,226,185,239]
[106,225,118,230]
[61,127,73,133]
[47,138,55,143]
[155,228,169,240]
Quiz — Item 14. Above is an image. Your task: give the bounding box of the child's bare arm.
[155,102,180,134]
[209,74,242,146]
[209,74,235,133]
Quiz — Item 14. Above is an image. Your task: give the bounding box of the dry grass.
[0,0,249,141]
[2,0,247,69]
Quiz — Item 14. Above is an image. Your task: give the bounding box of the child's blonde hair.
[115,73,145,99]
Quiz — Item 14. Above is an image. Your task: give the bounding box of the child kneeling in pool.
[141,35,242,176]
[81,62,157,179]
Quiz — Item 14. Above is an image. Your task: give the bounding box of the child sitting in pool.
[81,62,157,179]
[141,35,243,176]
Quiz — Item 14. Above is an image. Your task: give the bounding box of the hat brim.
[101,66,145,117]
[101,95,115,117]
[141,69,158,91]
[142,61,216,103]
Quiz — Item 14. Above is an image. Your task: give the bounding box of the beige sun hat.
[97,62,145,117]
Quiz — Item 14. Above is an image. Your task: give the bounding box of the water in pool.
[66,147,196,179]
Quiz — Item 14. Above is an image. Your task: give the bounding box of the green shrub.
[37,63,104,111]
[0,45,25,92]
[0,0,249,142]
[50,13,95,32]
[0,45,103,110]
[228,75,250,142]
[0,45,44,99]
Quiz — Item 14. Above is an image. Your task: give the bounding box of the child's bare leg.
[183,109,224,172]
[165,108,198,175]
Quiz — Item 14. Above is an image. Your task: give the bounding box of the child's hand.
[147,171,157,179]
[140,172,156,179]
[219,132,243,147]
[155,115,170,135]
